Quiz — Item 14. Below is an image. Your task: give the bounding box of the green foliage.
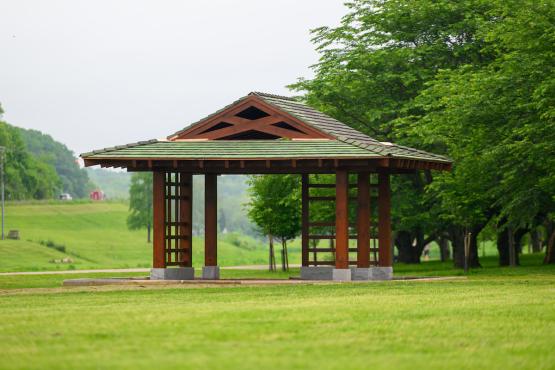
[291,0,555,264]
[127,173,152,233]
[246,175,301,242]
[16,127,93,198]
[0,121,61,200]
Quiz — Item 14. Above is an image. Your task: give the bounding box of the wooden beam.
[357,172,370,268]
[152,172,166,268]
[335,170,349,269]
[378,171,392,267]
[205,174,218,266]
[179,173,193,267]
[301,174,309,267]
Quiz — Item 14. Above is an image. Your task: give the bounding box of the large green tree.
[291,0,555,266]
[412,0,555,264]
[291,0,496,266]
[246,175,301,271]
[127,173,153,242]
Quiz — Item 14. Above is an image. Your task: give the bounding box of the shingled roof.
[81,92,451,167]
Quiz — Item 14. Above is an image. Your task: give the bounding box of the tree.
[0,120,60,200]
[290,0,496,266]
[127,173,153,242]
[17,127,93,198]
[411,0,555,264]
[246,175,301,271]
[291,0,555,266]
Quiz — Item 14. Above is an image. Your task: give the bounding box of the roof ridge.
[249,91,302,102]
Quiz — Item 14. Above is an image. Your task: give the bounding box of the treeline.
[0,104,93,200]
[290,0,555,266]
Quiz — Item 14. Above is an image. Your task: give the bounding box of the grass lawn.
[0,255,554,370]
[0,201,284,272]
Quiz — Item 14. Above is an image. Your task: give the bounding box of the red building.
[90,190,104,201]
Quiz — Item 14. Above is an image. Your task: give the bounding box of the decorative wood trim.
[169,96,332,141]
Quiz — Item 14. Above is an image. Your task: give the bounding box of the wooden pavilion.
[81,92,451,281]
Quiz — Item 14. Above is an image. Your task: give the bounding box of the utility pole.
[0,146,5,240]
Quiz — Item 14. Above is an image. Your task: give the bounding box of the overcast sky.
[1,0,345,155]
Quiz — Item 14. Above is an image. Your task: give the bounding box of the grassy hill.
[0,201,288,272]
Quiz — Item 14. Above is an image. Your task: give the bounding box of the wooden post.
[180,173,193,267]
[378,171,392,267]
[357,172,370,268]
[205,174,217,266]
[301,174,309,266]
[153,171,166,268]
[335,170,349,269]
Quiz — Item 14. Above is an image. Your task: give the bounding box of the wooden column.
[179,173,193,267]
[335,170,349,269]
[204,174,218,266]
[357,172,370,268]
[153,171,166,268]
[301,174,309,266]
[378,171,392,267]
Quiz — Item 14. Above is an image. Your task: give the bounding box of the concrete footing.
[300,266,333,280]
[299,266,393,281]
[350,267,373,281]
[332,268,352,281]
[371,266,393,280]
[202,266,220,280]
[150,267,194,280]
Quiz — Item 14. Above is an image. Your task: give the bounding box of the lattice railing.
[163,172,193,267]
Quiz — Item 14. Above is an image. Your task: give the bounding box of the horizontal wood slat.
[165,248,191,253]
[307,248,379,253]
[308,260,378,266]
[165,235,189,240]
[308,235,359,239]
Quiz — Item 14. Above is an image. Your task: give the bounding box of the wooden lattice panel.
[301,173,379,267]
[163,172,193,267]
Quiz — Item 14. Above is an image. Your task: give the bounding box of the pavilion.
[81,92,451,281]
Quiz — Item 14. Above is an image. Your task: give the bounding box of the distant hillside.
[86,168,131,199]
[16,127,93,198]
[0,121,60,200]
[0,202,280,272]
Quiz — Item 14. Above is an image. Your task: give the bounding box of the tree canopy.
[291,0,555,265]
[127,173,153,242]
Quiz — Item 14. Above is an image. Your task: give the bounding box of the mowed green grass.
[0,201,279,272]
[0,259,554,370]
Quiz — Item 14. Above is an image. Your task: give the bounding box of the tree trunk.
[543,228,555,264]
[147,223,151,243]
[285,240,289,269]
[452,227,481,269]
[281,239,289,271]
[497,228,521,266]
[268,234,276,271]
[395,230,419,263]
[530,229,542,253]
[439,236,450,262]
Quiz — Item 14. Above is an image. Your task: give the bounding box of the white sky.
[0,0,345,155]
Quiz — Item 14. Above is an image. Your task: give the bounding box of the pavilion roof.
[81,92,451,166]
